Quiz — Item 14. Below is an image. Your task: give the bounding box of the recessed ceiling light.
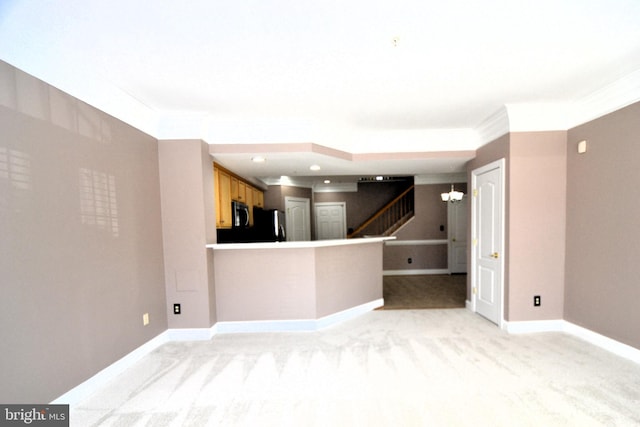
[309,164,321,171]
[324,179,331,184]
[251,156,266,163]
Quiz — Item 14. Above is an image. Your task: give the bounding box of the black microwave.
[232,201,250,228]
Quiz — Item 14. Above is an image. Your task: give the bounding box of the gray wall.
[158,139,217,329]
[565,101,640,350]
[0,61,167,403]
[467,132,567,322]
[385,183,455,272]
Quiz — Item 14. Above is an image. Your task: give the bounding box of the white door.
[315,202,346,240]
[448,195,468,273]
[285,197,310,241]
[472,159,505,326]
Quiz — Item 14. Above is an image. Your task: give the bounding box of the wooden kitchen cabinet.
[237,181,246,202]
[230,177,238,201]
[213,163,265,229]
[215,168,232,228]
[245,186,254,225]
[253,188,264,208]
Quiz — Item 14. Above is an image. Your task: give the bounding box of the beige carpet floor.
[72,309,640,426]
[382,274,467,309]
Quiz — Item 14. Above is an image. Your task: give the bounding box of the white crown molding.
[505,103,572,132]
[474,105,509,146]
[568,68,640,129]
[474,68,640,139]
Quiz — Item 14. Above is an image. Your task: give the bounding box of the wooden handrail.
[348,185,414,238]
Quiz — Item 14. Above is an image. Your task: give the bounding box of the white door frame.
[314,202,347,240]
[470,158,506,328]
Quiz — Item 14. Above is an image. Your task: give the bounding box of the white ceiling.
[1,0,640,185]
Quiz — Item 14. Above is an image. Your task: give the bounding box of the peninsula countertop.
[206,236,395,250]
[207,236,393,331]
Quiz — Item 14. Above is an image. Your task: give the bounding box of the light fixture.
[309,164,321,171]
[441,184,464,203]
[324,179,331,184]
[251,156,266,163]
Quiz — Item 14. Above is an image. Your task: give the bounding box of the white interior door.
[315,202,346,240]
[285,197,310,241]
[472,159,504,326]
[448,195,468,273]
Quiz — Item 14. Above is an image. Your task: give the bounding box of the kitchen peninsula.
[207,236,394,332]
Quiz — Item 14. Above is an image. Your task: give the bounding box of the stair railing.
[348,185,414,238]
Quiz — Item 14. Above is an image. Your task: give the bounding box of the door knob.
[491,252,499,259]
[452,238,456,242]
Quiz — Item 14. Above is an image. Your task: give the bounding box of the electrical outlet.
[173,303,181,315]
[534,296,541,307]
[408,258,412,264]
[143,313,150,326]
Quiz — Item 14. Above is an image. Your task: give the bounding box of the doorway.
[447,195,468,273]
[471,158,505,326]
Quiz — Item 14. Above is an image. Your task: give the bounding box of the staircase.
[348,185,415,238]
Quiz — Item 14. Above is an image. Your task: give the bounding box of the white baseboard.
[503,319,640,365]
[52,300,384,407]
[216,299,384,334]
[166,326,217,341]
[56,306,640,408]
[383,269,449,276]
[562,321,640,365]
[504,319,565,334]
[51,331,170,406]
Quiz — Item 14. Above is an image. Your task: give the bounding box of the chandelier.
[441,184,464,202]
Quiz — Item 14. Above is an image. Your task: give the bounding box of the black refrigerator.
[253,207,286,242]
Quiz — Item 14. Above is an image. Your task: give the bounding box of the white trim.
[166,326,217,341]
[383,268,449,276]
[465,300,473,310]
[384,239,448,246]
[215,299,384,334]
[503,319,565,334]
[568,68,640,130]
[52,299,384,407]
[502,319,640,365]
[217,319,317,333]
[316,299,384,329]
[51,331,170,406]
[505,103,571,132]
[475,106,509,146]
[562,321,640,365]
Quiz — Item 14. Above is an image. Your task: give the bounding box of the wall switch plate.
[407,258,412,264]
[534,296,541,307]
[173,303,181,315]
[143,313,150,326]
